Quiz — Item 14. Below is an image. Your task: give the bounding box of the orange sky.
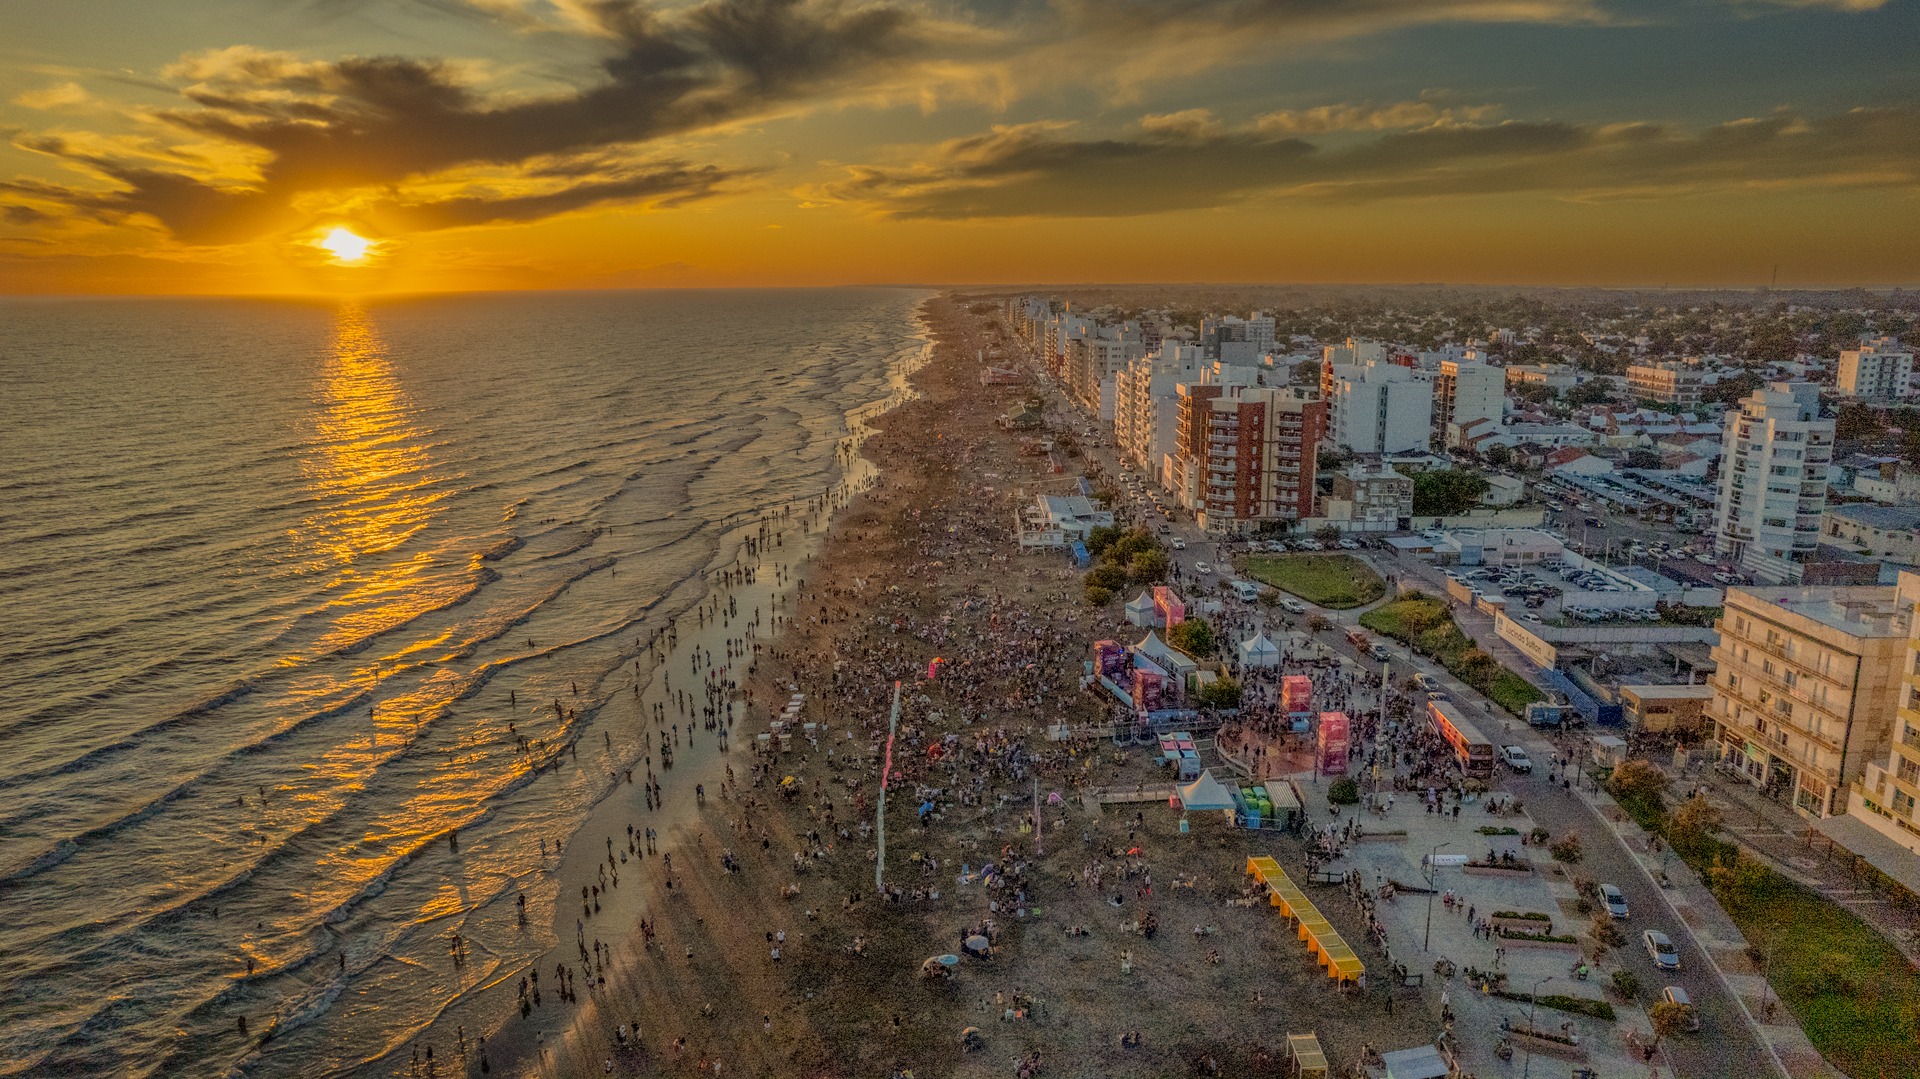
[2,0,1916,294]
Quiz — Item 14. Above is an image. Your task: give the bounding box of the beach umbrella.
[1047,791,1063,805]
[965,934,990,953]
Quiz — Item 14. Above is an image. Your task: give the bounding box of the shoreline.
[465,301,935,1077]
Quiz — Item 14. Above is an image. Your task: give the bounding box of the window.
[1896,789,1916,818]
[1897,755,1920,786]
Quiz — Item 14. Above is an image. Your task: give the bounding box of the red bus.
[1428,699,1495,778]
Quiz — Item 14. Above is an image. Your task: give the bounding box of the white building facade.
[1714,382,1835,584]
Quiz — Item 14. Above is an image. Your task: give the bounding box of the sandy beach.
[472,294,1417,1079]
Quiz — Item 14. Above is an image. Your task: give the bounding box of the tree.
[1485,444,1516,468]
[1167,618,1216,657]
[1567,379,1616,406]
[1550,835,1584,864]
[1627,448,1663,470]
[1084,525,1122,558]
[1307,615,1333,634]
[1608,759,1671,806]
[1411,469,1491,516]
[1327,777,1360,804]
[1085,562,1129,591]
[1835,402,1885,442]
[1197,677,1242,709]
[1315,524,1343,547]
[1668,793,1724,854]
[1128,547,1169,582]
[1649,1000,1694,1048]
[1084,584,1114,606]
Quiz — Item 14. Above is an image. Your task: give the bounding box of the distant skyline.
[2,0,1917,294]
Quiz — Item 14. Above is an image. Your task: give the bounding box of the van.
[1231,580,1259,602]
[1660,986,1701,1032]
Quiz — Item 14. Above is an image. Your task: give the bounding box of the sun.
[316,227,374,263]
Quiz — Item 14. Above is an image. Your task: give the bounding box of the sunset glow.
[317,229,373,264]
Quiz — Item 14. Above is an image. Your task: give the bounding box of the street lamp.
[1423,842,1451,951]
[1522,974,1553,1079]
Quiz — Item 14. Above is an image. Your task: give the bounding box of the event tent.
[1380,1045,1449,1079]
[1175,770,1236,812]
[1134,630,1197,676]
[1237,632,1280,668]
[1124,591,1160,626]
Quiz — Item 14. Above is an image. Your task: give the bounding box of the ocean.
[0,287,931,1076]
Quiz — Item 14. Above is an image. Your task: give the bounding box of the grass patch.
[1359,594,1546,716]
[1240,553,1384,609]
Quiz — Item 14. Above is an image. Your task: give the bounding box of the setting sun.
[316,227,372,264]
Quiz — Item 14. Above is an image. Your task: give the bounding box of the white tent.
[1134,630,1197,675]
[1380,1045,1449,1079]
[1175,770,1236,812]
[1124,590,1160,627]
[1237,632,1280,668]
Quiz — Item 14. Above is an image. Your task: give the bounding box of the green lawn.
[1240,554,1385,609]
[1360,595,1546,716]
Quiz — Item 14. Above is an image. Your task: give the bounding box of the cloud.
[1252,100,1502,135]
[12,82,94,111]
[13,0,943,243]
[821,105,1920,219]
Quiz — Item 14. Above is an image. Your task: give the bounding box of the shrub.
[1529,827,1550,845]
[1550,835,1584,864]
[1327,777,1360,804]
[1197,677,1242,709]
[1167,618,1216,657]
[1612,969,1640,1000]
[1085,562,1129,591]
[1084,584,1114,606]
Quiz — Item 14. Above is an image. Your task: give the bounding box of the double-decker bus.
[1428,699,1495,778]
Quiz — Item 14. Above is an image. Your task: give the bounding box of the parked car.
[1193,561,1212,575]
[1500,745,1532,773]
[1279,598,1308,614]
[1338,539,1361,550]
[1643,930,1681,971]
[1412,673,1439,691]
[1661,986,1701,1032]
[1599,883,1629,919]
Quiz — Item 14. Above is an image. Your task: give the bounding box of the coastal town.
[468,289,1920,1079]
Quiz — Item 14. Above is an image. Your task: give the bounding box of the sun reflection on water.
[294,304,456,655]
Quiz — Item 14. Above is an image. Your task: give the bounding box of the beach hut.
[1175,770,1236,812]
[1237,632,1280,668]
[1124,591,1161,627]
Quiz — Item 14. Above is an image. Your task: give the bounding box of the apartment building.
[1714,382,1835,583]
[1326,361,1432,455]
[1166,384,1324,533]
[1325,461,1414,528]
[1112,345,1205,474]
[1708,584,1909,818]
[1840,571,1920,857]
[1627,361,1707,407]
[1837,337,1915,399]
[1064,329,1142,419]
[1434,360,1505,450]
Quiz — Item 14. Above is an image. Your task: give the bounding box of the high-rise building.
[1714,382,1834,583]
[1840,570,1920,857]
[1166,384,1324,533]
[1327,361,1432,455]
[1434,360,1505,451]
[1837,337,1916,399]
[1113,345,1204,474]
[1708,584,1909,818]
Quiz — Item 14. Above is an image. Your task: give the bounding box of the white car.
[1599,883,1629,919]
[1279,598,1308,614]
[1193,561,1212,575]
[1500,745,1533,773]
[1338,539,1361,550]
[1171,538,1186,550]
[1643,930,1681,971]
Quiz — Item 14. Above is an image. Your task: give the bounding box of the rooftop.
[1828,503,1920,531]
[1728,585,1909,638]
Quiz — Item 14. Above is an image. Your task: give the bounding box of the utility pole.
[874,680,902,894]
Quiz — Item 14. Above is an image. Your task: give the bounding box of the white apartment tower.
[1434,360,1506,451]
[1714,382,1834,584]
[1837,337,1915,399]
[1327,361,1433,456]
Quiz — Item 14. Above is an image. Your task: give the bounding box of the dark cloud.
[359,162,747,231]
[3,204,53,225]
[824,106,1920,218]
[16,0,936,241]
